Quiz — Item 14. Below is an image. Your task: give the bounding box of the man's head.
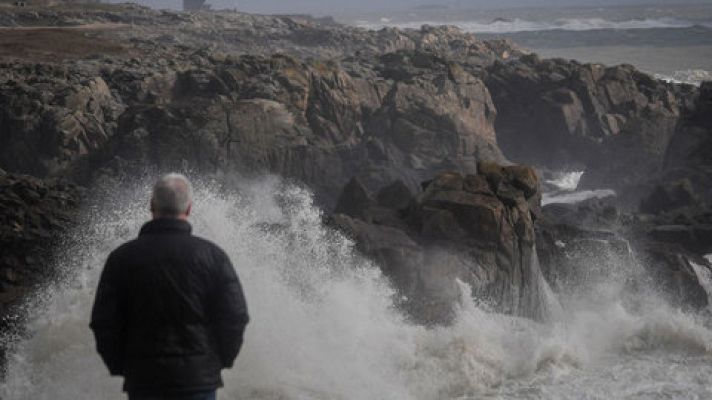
[150,173,193,220]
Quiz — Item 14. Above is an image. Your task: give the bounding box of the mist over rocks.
[0,173,80,319]
[536,196,712,311]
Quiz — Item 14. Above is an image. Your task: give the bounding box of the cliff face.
[0,31,510,205]
[0,4,710,326]
[94,52,504,204]
[485,54,698,200]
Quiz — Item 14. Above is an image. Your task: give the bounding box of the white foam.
[690,261,712,308]
[655,69,712,87]
[545,171,584,192]
[706,254,712,264]
[359,17,712,34]
[1,177,711,399]
[542,189,616,206]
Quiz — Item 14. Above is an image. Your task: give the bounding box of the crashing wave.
[655,69,712,86]
[545,171,584,192]
[542,189,616,206]
[359,17,712,34]
[1,177,711,399]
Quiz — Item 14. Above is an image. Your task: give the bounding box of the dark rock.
[0,173,80,316]
[637,243,710,310]
[648,225,695,246]
[376,180,413,210]
[640,179,701,214]
[334,177,374,220]
[331,166,557,324]
[661,81,712,205]
[486,58,692,201]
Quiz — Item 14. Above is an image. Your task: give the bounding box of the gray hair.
[151,173,193,217]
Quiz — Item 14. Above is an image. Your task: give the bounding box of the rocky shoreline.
[1,3,711,330]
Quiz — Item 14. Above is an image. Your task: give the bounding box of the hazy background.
[129,0,712,15]
[107,0,712,85]
[232,1,706,15]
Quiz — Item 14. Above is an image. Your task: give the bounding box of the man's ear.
[185,202,192,217]
[149,199,155,213]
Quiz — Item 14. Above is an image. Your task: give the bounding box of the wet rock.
[637,243,710,310]
[331,165,555,324]
[376,180,413,210]
[0,173,80,316]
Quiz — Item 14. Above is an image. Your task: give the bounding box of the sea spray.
[2,177,712,400]
[545,171,584,192]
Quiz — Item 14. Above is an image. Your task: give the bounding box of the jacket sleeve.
[89,251,126,376]
[210,249,250,369]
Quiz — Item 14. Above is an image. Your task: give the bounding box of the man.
[90,173,249,400]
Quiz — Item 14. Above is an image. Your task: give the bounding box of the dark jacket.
[90,218,249,395]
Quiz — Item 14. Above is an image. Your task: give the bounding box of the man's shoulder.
[190,235,230,259]
[107,233,230,266]
[108,238,140,259]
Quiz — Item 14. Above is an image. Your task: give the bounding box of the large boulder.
[330,165,559,324]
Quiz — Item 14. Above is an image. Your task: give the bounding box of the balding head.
[150,173,193,219]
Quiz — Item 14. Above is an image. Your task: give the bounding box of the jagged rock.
[331,165,556,324]
[52,52,504,206]
[485,58,695,201]
[0,69,124,176]
[0,173,80,315]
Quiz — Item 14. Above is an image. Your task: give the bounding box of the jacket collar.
[139,218,192,236]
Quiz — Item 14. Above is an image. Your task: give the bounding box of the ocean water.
[1,176,711,399]
[356,16,712,34]
[351,4,712,86]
